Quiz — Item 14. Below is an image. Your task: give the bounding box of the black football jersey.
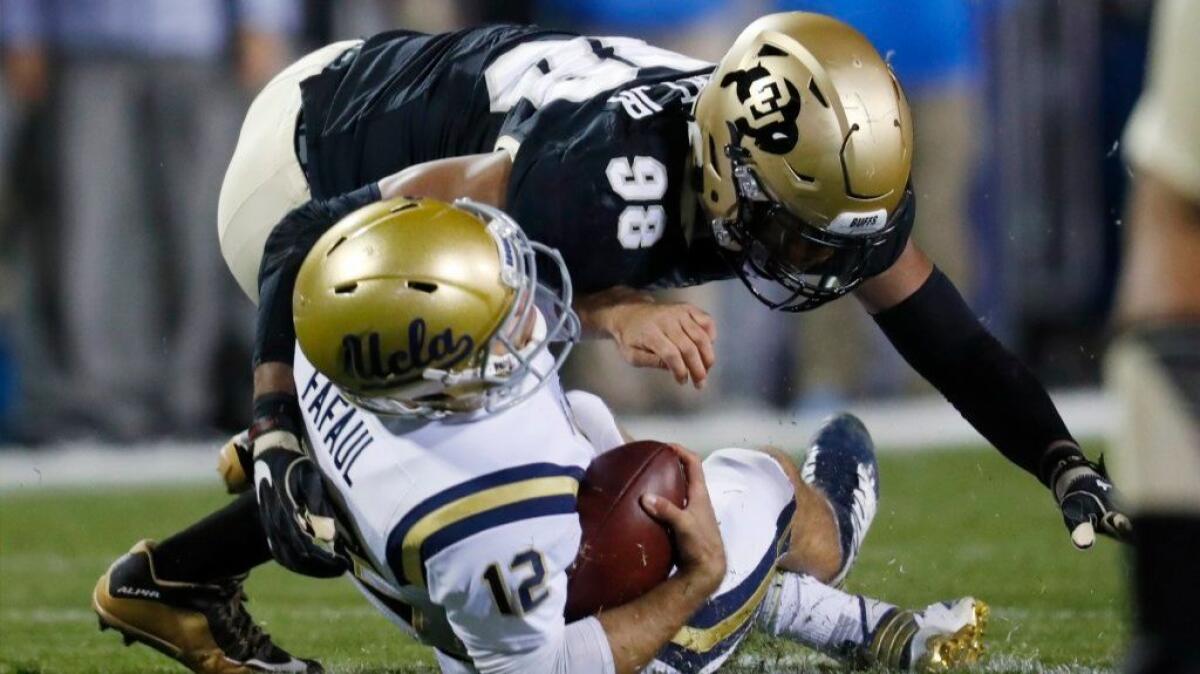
[502,67,741,292]
[297,25,912,295]
[298,25,548,199]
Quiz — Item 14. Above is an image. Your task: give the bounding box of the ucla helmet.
[293,197,579,418]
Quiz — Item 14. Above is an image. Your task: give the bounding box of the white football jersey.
[294,347,598,666]
[294,347,797,674]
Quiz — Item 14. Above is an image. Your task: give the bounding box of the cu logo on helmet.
[720,63,801,154]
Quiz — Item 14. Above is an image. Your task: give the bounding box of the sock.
[1127,514,1200,672]
[153,492,272,583]
[756,570,903,662]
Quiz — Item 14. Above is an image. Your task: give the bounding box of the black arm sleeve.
[872,267,1081,485]
[253,183,382,367]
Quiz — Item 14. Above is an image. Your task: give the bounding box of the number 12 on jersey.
[483,549,550,616]
[606,156,667,250]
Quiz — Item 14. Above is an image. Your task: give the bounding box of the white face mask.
[477,307,549,382]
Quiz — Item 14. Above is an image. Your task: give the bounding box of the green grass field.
[0,448,1129,673]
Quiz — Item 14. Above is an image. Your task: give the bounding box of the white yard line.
[0,606,380,624]
[974,655,1117,674]
[0,441,219,492]
[727,651,1115,674]
[0,389,1113,491]
[625,388,1112,452]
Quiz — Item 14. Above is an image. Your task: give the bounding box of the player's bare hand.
[640,445,726,594]
[581,289,716,388]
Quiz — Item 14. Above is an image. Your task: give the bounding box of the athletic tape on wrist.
[251,392,303,439]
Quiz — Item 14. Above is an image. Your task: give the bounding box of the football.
[564,440,688,620]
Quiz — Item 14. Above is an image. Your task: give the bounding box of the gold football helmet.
[292,197,579,418]
[693,12,914,311]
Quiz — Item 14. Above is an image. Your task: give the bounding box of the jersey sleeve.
[504,123,599,225]
[385,463,586,673]
[565,390,625,455]
[503,107,630,291]
[431,520,580,673]
[504,101,696,293]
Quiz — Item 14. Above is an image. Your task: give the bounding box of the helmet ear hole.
[327,237,348,256]
[407,280,438,294]
[807,78,829,108]
[334,282,358,295]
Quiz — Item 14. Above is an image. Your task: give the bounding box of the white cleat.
[865,596,987,671]
[911,597,988,671]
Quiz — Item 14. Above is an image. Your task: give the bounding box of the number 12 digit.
[483,549,550,615]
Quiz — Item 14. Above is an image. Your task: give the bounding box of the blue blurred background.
[0,0,1156,444]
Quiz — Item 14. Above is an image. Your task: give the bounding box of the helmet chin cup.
[711,217,740,251]
[729,145,767,203]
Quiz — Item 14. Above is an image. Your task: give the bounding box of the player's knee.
[757,446,804,489]
[777,539,841,584]
[753,447,843,583]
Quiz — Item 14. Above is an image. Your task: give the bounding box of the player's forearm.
[253,362,295,398]
[253,184,382,380]
[377,150,511,208]
[574,287,655,338]
[596,570,714,674]
[873,267,1079,484]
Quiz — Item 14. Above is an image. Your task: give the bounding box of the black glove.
[250,393,346,578]
[1049,449,1134,549]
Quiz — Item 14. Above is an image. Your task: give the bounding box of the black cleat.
[93,540,322,673]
